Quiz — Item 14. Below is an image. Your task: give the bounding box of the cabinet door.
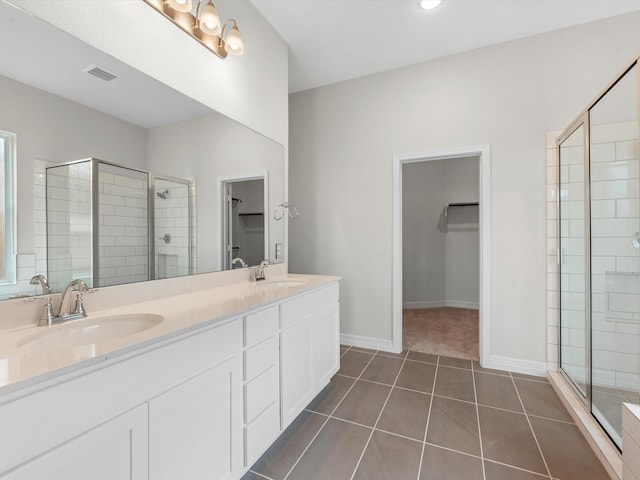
[149,356,243,480]
[312,303,340,389]
[2,405,148,480]
[280,318,314,429]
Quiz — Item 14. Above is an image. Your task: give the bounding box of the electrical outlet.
[275,243,282,259]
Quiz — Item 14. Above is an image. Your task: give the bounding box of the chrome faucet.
[30,274,52,295]
[251,260,273,282]
[231,257,248,269]
[39,279,88,326]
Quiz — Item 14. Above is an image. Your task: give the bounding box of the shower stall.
[558,57,640,449]
[45,158,192,292]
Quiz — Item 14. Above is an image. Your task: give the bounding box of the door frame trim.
[391,145,491,364]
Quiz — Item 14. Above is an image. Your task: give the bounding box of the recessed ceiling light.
[419,0,442,10]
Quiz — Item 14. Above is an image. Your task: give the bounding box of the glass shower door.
[589,64,640,448]
[559,123,589,397]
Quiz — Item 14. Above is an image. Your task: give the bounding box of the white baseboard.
[482,355,548,377]
[340,333,397,353]
[403,301,445,309]
[446,300,479,309]
[403,300,479,310]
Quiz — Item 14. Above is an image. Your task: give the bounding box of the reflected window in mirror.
[0,130,16,285]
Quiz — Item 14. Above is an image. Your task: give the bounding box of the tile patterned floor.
[243,346,610,480]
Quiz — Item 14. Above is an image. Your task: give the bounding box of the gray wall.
[289,12,640,366]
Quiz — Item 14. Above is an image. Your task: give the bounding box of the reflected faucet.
[250,260,273,282]
[30,274,52,295]
[231,257,248,269]
[38,279,88,326]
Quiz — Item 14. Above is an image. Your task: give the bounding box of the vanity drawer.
[244,306,278,346]
[244,365,278,424]
[244,335,278,381]
[280,283,339,329]
[244,402,279,467]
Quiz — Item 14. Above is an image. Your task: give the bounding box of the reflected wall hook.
[274,202,299,221]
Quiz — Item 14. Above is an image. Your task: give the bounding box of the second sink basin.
[16,314,164,350]
[257,279,308,288]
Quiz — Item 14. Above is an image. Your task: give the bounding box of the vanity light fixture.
[144,0,244,59]
[419,0,442,10]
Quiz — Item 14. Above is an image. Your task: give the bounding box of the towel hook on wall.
[274,202,299,221]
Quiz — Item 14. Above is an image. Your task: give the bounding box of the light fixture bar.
[144,0,234,59]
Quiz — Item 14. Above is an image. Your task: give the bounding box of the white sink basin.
[16,314,164,350]
[257,279,308,288]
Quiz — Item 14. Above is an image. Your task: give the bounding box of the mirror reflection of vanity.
[0,1,285,300]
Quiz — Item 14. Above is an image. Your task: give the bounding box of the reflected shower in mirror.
[0,1,284,300]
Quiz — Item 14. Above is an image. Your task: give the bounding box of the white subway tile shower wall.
[98,169,148,287]
[154,181,190,279]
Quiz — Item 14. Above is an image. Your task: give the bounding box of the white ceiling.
[250,0,640,93]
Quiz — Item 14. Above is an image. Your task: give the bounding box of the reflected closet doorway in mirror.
[220,174,268,270]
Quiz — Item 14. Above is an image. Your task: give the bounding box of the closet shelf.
[445,202,479,218]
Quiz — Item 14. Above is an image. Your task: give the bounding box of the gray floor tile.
[514,378,573,422]
[434,365,475,402]
[426,396,481,456]
[396,359,437,393]
[475,371,523,412]
[350,346,378,354]
[338,350,374,378]
[376,387,431,440]
[439,356,472,369]
[478,406,547,475]
[407,351,439,364]
[333,380,391,426]
[250,410,327,480]
[484,461,551,479]
[360,355,404,385]
[306,375,356,415]
[419,444,483,480]
[511,372,549,382]
[530,416,610,480]
[286,418,371,480]
[241,472,268,480]
[473,361,510,376]
[377,349,408,359]
[353,430,422,480]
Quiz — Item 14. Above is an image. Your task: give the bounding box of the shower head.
[156,189,169,199]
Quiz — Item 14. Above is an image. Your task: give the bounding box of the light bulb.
[224,25,244,55]
[166,0,192,13]
[199,1,221,36]
[419,0,442,10]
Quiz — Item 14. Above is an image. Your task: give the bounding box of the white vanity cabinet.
[0,278,340,480]
[0,317,244,480]
[149,356,243,480]
[2,405,149,480]
[280,284,340,429]
[242,305,280,466]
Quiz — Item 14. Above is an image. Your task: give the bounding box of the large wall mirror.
[0,1,285,300]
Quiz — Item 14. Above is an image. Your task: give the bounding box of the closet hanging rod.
[444,202,479,218]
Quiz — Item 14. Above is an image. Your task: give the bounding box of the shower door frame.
[557,113,592,404]
[557,55,640,450]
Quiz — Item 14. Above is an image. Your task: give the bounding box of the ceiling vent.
[83,64,118,82]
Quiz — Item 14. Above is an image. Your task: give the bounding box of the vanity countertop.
[0,274,340,395]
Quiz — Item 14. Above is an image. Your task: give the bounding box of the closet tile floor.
[243,346,609,480]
